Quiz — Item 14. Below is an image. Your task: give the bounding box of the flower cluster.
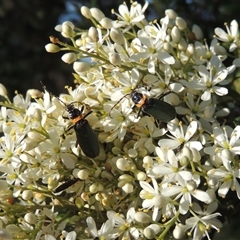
[1,1,240,240]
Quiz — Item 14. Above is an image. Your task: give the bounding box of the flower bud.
[118,174,134,182]
[122,183,134,194]
[128,148,138,158]
[171,26,181,43]
[81,192,89,201]
[179,156,189,167]
[135,212,151,223]
[136,171,146,181]
[181,146,193,161]
[73,61,91,72]
[144,227,156,239]
[144,224,161,239]
[191,148,201,162]
[110,28,124,45]
[186,180,197,191]
[0,83,8,97]
[77,169,89,180]
[192,24,203,40]
[24,212,36,224]
[81,6,92,19]
[27,89,43,99]
[55,24,62,32]
[186,44,194,56]
[165,9,177,19]
[116,158,130,171]
[138,148,148,158]
[75,38,83,47]
[173,224,185,239]
[61,53,77,64]
[176,17,187,30]
[45,43,60,53]
[27,131,43,141]
[163,42,172,52]
[90,8,105,21]
[207,177,218,188]
[100,17,113,29]
[22,190,33,200]
[88,27,98,42]
[178,38,188,51]
[89,183,103,193]
[109,52,121,65]
[61,22,75,38]
[21,137,39,151]
[143,155,153,165]
[118,180,125,188]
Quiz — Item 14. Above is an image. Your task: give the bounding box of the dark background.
[1,0,239,98]
[1,0,240,239]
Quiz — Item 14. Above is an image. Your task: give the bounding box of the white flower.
[204,125,240,157]
[193,39,227,64]
[176,93,215,121]
[133,17,174,76]
[86,217,115,240]
[142,65,184,95]
[139,178,169,221]
[130,24,175,73]
[98,98,137,142]
[107,208,140,239]
[5,109,32,137]
[38,128,76,169]
[161,175,211,214]
[80,27,109,53]
[112,1,149,30]
[110,68,140,101]
[185,202,222,240]
[158,120,202,151]
[61,231,77,240]
[207,156,240,199]
[149,148,193,183]
[131,116,168,153]
[0,134,23,168]
[214,19,239,52]
[181,56,230,101]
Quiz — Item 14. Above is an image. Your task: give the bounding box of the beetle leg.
[136,108,142,118]
[62,115,69,119]
[66,125,74,132]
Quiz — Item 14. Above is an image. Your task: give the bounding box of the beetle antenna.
[40,81,68,106]
[109,93,130,118]
[56,96,67,106]
[40,81,50,94]
[159,91,172,100]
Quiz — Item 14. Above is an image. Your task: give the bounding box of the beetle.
[110,90,176,122]
[63,103,100,158]
[40,82,100,158]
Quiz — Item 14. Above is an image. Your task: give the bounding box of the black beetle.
[110,90,176,122]
[63,103,100,158]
